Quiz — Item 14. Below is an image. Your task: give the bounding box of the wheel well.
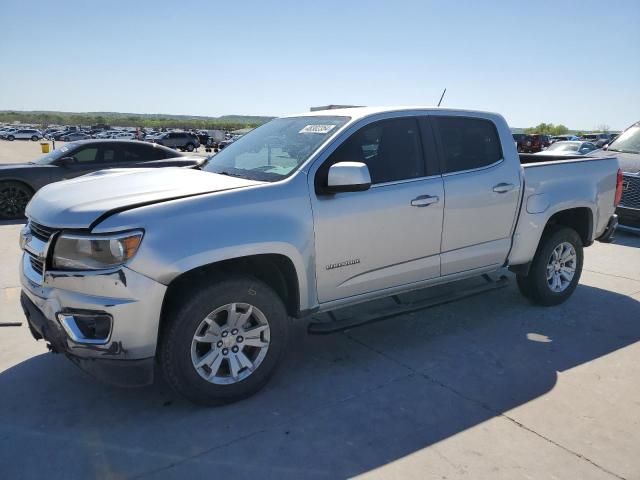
[0,179,35,194]
[161,254,301,322]
[544,207,592,245]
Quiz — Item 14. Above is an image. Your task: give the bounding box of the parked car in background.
[16,107,621,404]
[0,140,206,219]
[115,132,136,140]
[153,131,200,152]
[0,128,20,139]
[589,121,640,233]
[512,133,526,151]
[521,134,551,153]
[550,135,579,143]
[535,141,598,156]
[61,132,91,142]
[5,129,43,141]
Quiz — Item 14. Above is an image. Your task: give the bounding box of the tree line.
[0,111,267,131]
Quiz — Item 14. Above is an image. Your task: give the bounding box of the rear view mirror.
[325,162,371,193]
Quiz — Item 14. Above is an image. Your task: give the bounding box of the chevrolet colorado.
[19,107,622,405]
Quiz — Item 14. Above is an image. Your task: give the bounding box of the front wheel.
[516,226,583,306]
[31,135,39,141]
[159,276,289,405]
[185,143,195,152]
[7,135,15,141]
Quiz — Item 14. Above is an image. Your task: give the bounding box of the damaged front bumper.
[20,252,167,387]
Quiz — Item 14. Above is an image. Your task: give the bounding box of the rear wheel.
[185,143,195,152]
[160,276,289,405]
[0,181,32,219]
[31,135,38,141]
[516,226,583,306]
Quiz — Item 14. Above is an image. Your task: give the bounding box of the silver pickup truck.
[19,107,622,405]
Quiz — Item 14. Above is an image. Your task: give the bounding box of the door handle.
[492,183,515,193]
[411,195,439,207]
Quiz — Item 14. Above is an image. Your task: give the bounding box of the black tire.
[31,135,38,141]
[516,226,583,306]
[7,135,15,141]
[0,181,33,219]
[159,276,289,405]
[185,143,195,152]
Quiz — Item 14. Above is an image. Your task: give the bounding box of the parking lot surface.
[1,143,639,479]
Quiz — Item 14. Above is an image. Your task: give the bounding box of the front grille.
[29,255,44,275]
[621,175,640,209]
[30,221,57,242]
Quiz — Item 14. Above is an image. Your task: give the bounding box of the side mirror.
[54,156,75,167]
[325,162,371,193]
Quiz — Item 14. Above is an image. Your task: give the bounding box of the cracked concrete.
[0,220,638,480]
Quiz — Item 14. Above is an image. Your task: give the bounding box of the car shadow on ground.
[0,281,639,479]
[0,219,25,227]
[614,230,640,247]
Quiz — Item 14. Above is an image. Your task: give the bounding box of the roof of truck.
[284,106,502,121]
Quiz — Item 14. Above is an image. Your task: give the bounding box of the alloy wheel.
[191,302,270,385]
[546,241,577,292]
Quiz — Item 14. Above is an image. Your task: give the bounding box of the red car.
[521,134,551,153]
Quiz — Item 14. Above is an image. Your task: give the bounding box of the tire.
[7,135,15,141]
[159,276,289,405]
[31,135,38,141]
[0,181,33,219]
[516,226,583,306]
[185,143,195,152]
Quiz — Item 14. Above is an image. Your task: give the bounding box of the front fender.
[94,174,318,311]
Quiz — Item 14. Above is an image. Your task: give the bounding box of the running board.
[308,273,509,335]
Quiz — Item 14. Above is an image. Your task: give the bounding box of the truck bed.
[520,153,592,164]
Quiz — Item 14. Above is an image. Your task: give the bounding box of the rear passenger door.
[431,115,521,275]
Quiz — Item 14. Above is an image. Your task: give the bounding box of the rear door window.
[120,143,168,161]
[433,117,502,173]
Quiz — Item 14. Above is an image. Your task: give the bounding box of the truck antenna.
[437,88,447,107]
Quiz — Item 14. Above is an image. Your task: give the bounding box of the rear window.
[434,117,502,173]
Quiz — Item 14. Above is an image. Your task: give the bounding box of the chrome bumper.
[20,252,167,361]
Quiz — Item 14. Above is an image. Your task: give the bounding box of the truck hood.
[26,167,264,228]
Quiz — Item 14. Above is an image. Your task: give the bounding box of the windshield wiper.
[608,148,639,154]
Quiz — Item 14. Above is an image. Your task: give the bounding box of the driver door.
[311,115,444,303]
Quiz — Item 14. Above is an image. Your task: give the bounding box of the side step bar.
[308,273,509,335]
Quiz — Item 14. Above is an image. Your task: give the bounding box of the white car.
[535,141,598,156]
[115,132,136,140]
[5,129,43,141]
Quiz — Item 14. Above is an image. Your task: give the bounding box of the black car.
[0,140,205,219]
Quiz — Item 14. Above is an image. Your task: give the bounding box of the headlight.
[52,230,143,270]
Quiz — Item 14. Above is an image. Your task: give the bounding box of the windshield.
[608,125,640,154]
[548,142,580,152]
[32,144,76,164]
[203,116,350,181]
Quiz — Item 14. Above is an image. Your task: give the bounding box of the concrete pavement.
[0,221,639,479]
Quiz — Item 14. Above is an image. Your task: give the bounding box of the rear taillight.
[614,168,623,206]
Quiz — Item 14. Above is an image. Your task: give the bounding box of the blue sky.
[0,0,638,129]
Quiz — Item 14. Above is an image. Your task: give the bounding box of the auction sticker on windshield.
[299,125,337,134]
